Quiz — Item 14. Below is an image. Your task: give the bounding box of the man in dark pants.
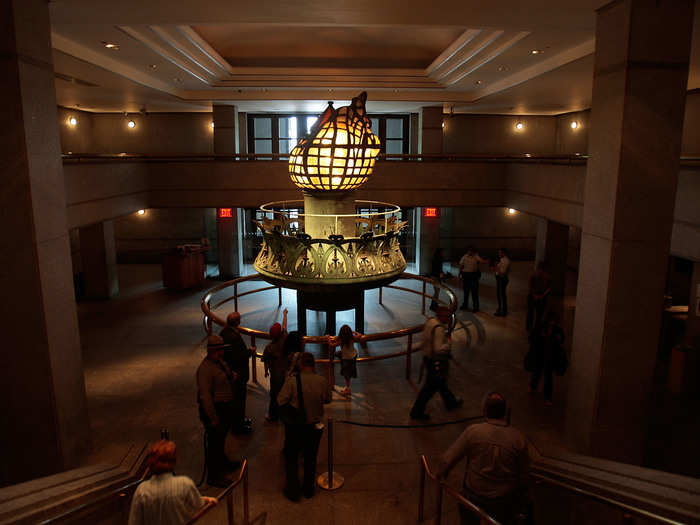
[410,307,463,420]
[196,335,241,487]
[458,246,488,312]
[277,352,330,501]
[494,248,511,317]
[220,312,254,434]
[526,261,552,332]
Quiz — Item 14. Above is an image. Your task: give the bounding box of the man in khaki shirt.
[438,392,529,525]
[277,352,330,501]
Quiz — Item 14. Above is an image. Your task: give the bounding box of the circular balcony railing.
[201,273,457,387]
[253,200,407,288]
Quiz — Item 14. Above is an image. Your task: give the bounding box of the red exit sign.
[218,208,233,219]
[423,207,440,218]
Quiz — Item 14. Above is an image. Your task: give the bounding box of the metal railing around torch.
[201,273,457,387]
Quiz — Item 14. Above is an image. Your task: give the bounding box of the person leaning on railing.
[437,393,530,525]
[128,440,217,525]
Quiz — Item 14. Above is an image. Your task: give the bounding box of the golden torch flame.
[288,92,381,192]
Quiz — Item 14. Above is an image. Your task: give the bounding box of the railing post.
[418,458,426,522]
[379,287,383,305]
[278,286,282,306]
[243,463,249,525]
[405,333,413,380]
[226,491,234,525]
[435,478,443,525]
[317,417,344,490]
[234,282,238,312]
[421,281,426,314]
[250,335,257,384]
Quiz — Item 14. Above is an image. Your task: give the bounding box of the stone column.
[0,0,89,484]
[566,0,694,464]
[213,104,238,155]
[217,209,240,279]
[535,218,569,296]
[419,210,441,277]
[79,220,119,298]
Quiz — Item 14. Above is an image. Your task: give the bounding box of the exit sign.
[423,207,440,218]
[218,208,233,219]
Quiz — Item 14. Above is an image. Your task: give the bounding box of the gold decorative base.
[317,471,344,490]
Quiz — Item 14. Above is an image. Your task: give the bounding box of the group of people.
[430,246,511,317]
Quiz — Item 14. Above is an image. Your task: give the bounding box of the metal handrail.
[418,455,502,525]
[259,199,401,219]
[186,459,249,525]
[530,473,687,525]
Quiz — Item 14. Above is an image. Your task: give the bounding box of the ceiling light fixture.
[137,209,146,215]
[68,116,77,126]
[507,208,517,215]
[475,80,482,85]
[102,41,120,50]
[210,121,215,129]
[530,49,542,55]
[515,121,524,131]
[149,64,157,69]
[570,121,579,129]
[497,65,508,72]
[127,120,136,129]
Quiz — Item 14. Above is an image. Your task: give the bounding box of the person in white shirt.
[128,440,217,525]
[494,248,511,316]
[410,307,463,420]
[458,247,488,312]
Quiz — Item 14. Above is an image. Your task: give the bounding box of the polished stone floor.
[78,262,576,524]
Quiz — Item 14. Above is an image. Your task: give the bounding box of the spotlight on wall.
[515,121,524,131]
[127,120,136,129]
[102,41,120,50]
[68,116,77,126]
[137,209,146,215]
[570,121,579,129]
[530,49,542,55]
[211,121,215,129]
[442,121,445,129]
[507,208,517,215]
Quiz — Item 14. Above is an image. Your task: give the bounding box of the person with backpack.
[410,307,463,420]
[277,352,331,501]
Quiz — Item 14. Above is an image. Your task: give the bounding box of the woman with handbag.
[528,312,566,406]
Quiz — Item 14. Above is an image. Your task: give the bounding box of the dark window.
[248,113,410,157]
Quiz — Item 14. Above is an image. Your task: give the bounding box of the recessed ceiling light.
[68,116,77,126]
[102,41,120,50]
[497,65,508,72]
[531,49,542,55]
[127,120,136,129]
[210,121,215,129]
[475,80,482,85]
[515,121,524,131]
[570,121,579,129]
[149,64,157,69]
[507,208,517,215]
[137,209,146,215]
[173,77,182,83]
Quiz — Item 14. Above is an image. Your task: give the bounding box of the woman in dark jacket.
[529,312,565,405]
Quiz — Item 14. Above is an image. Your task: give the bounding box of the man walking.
[526,261,552,332]
[220,312,254,434]
[196,335,241,487]
[277,352,331,501]
[438,392,530,525]
[410,306,463,420]
[494,248,511,317]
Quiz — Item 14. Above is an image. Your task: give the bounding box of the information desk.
[162,246,208,290]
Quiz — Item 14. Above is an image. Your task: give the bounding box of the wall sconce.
[127,120,136,129]
[507,208,517,215]
[68,116,77,126]
[570,121,580,130]
[515,121,524,131]
[210,121,215,129]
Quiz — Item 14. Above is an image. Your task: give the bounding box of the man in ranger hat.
[196,335,241,487]
[220,311,255,434]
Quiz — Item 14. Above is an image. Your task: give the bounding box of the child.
[337,324,358,396]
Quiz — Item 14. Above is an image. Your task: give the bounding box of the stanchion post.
[317,417,344,490]
[243,463,249,525]
[421,281,426,314]
[379,287,383,305]
[226,490,234,525]
[435,479,443,525]
[418,458,425,522]
[405,333,413,380]
[234,282,239,312]
[250,335,257,383]
[278,286,282,306]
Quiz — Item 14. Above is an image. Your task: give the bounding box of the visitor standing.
[262,308,288,422]
[337,324,358,396]
[220,312,254,434]
[526,262,552,332]
[529,312,566,406]
[277,352,331,501]
[430,247,447,311]
[494,248,511,317]
[458,247,488,312]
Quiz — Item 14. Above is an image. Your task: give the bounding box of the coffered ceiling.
[48,0,699,114]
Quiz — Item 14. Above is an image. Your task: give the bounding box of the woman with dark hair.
[283,330,305,376]
[337,324,358,396]
[128,440,216,525]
